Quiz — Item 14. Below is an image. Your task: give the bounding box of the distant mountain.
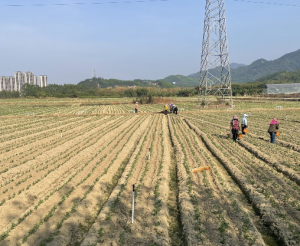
[230,63,246,69]
[162,75,199,87]
[189,49,300,83]
[188,63,246,79]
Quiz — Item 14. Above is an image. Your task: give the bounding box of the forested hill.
[162,75,199,87]
[256,69,300,84]
[189,49,300,83]
[231,69,300,96]
[78,78,175,89]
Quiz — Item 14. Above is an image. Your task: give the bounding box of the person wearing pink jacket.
[230,115,240,143]
[268,118,279,144]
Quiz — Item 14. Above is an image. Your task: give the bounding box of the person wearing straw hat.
[230,115,240,143]
[241,114,248,135]
[268,118,279,144]
[135,102,138,113]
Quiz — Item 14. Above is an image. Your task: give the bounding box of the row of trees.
[20,84,198,98]
[4,78,297,99]
[78,78,176,89]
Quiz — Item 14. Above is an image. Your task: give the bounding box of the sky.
[0,0,299,84]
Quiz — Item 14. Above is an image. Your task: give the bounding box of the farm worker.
[170,102,174,113]
[164,104,168,115]
[230,115,240,143]
[268,118,279,144]
[135,102,138,113]
[173,105,178,115]
[241,114,248,134]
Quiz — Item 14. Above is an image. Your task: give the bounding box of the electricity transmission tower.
[199,0,233,107]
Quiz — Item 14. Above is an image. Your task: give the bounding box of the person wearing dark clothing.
[230,115,240,143]
[268,118,279,144]
[173,105,178,115]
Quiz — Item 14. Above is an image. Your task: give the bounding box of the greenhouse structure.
[263,83,300,94]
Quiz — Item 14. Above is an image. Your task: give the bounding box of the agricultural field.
[0,98,300,246]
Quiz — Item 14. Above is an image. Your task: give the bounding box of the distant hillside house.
[263,83,300,94]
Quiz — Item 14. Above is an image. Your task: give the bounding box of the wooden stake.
[132,184,135,224]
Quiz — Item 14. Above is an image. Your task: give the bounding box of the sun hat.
[233,115,238,120]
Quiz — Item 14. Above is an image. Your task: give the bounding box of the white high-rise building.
[14,71,24,91]
[0,76,6,91]
[33,75,37,85]
[0,71,45,91]
[24,72,34,85]
[6,77,15,91]
[39,75,47,87]
[5,77,11,91]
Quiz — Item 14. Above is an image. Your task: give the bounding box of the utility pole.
[94,69,96,78]
[199,0,233,107]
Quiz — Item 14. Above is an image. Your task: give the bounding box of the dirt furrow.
[185,119,300,246]
[19,116,150,246]
[80,115,156,246]
[0,116,140,242]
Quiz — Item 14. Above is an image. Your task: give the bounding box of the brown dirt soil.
[80,115,156,246]
[185,119,300,246]
[0,116,143,245]
[172,116,265,246]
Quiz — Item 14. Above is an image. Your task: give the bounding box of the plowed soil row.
[0,116,130,205]
[81,114,173,246]
[0,115,147,245]
[185,114,300,184]
[185,118,300,245]
[0,116,110,173]
[169,115,265,246]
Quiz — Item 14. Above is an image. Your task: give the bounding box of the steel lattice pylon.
[199,0,233,107]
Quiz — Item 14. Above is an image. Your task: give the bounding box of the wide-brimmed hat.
[233,115,238,120]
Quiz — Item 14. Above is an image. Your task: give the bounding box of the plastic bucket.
[238,134,243,138]
[243,129,248,133]
[276,131,280,136]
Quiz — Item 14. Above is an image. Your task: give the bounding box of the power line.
[232,0,300,8]
[2,0,300,8]
[2,0,170,7]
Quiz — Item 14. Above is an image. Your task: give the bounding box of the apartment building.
[0,71,47,91]
[39,75,47,88]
